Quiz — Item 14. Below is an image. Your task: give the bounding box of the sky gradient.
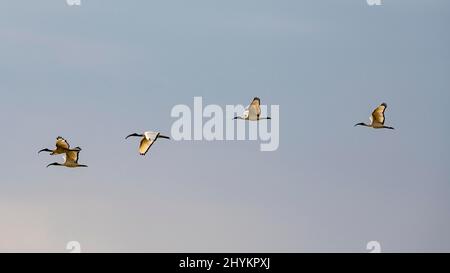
[1,0,450,252]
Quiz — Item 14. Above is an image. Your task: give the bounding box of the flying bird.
[47,148,88,168]
[38,136,80,155]
[126,131,170,156]
[355,103,395,130]
[234,97,271,121]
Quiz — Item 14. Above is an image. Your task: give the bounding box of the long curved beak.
[158,135,170,140]
[46,163,60,168]
[38,148,51,154]
[125,133,143,140]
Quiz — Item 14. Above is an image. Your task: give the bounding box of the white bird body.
[144,131,159,141]
[241,109,250,120]
[126,131,170,156]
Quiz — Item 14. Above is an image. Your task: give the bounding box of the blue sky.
[0,0,449,252]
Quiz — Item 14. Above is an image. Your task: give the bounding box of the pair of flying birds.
[38,137,87,168]
[38,132,170,168]
[37,98,394,168]
[233,98,395,129]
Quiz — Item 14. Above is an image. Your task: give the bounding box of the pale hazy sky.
[1,0,449,252]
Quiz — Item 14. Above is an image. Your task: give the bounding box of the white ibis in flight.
[355,103,395,130]
[46,148,88,168]
[38,136,81,155]
[126,131,170,156]
[234,97,271,121]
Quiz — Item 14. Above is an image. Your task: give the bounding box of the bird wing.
[248,104,260,120]
[139,137,156,156]
[56,137,70,150]
[250,98,261,107]
[371,103,387,125]
[247,98,261,120]
[65,149,80,164]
